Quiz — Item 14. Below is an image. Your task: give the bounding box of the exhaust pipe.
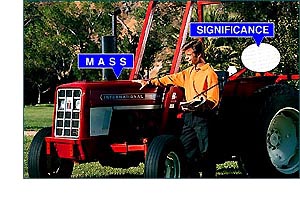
[101,7,121,80]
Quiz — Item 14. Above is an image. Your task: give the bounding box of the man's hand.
[132,80,150,90]
[197,100,214,112]
[180,97,215,112]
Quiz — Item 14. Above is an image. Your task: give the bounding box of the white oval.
[241,43,280,72]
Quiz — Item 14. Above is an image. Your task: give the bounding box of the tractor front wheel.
[28,127,74,178]
[144,135,186,178]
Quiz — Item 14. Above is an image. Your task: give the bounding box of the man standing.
[136,40,219,177]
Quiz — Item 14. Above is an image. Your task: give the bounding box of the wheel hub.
[164,151,181,178]
[267,129,281,150]
[266,107,299,175]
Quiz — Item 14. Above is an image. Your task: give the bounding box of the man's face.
[184,48,199,65]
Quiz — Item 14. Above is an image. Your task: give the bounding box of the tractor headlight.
[75,99,81,110]
[59,99,65,110]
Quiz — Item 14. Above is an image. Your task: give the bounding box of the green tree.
[221,1,299,74]
[24,1,115,104]
[24,1,299,105]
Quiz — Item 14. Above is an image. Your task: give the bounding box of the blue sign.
[190,22,274,46]
[78,53,134,78]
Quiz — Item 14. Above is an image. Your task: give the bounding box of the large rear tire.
[240,84,299,178]
[144,135,186,178]
[28,127,74,178]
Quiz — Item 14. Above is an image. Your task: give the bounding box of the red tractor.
[28,1,299,178]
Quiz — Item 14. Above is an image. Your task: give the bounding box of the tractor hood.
[56,80,165,107]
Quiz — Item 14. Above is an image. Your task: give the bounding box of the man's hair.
[182,40,204,57]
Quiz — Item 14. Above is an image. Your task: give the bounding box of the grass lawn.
[24,104,54,130]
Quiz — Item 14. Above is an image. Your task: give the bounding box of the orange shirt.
[150,63,219,108]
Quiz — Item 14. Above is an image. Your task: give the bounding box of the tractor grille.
[54,89,82,138]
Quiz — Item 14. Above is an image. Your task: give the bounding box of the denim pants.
[180,111,209,169]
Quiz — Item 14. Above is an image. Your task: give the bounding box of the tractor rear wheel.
[240,84,299,178]
[144,135,186,178]
[28,127,74,178]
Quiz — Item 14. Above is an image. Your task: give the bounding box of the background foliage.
[24,1,299,105]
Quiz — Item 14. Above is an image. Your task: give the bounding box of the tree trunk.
[37,87,41,104]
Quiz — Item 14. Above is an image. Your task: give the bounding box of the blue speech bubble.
[78,53,134,78]
[190,22,274,46]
